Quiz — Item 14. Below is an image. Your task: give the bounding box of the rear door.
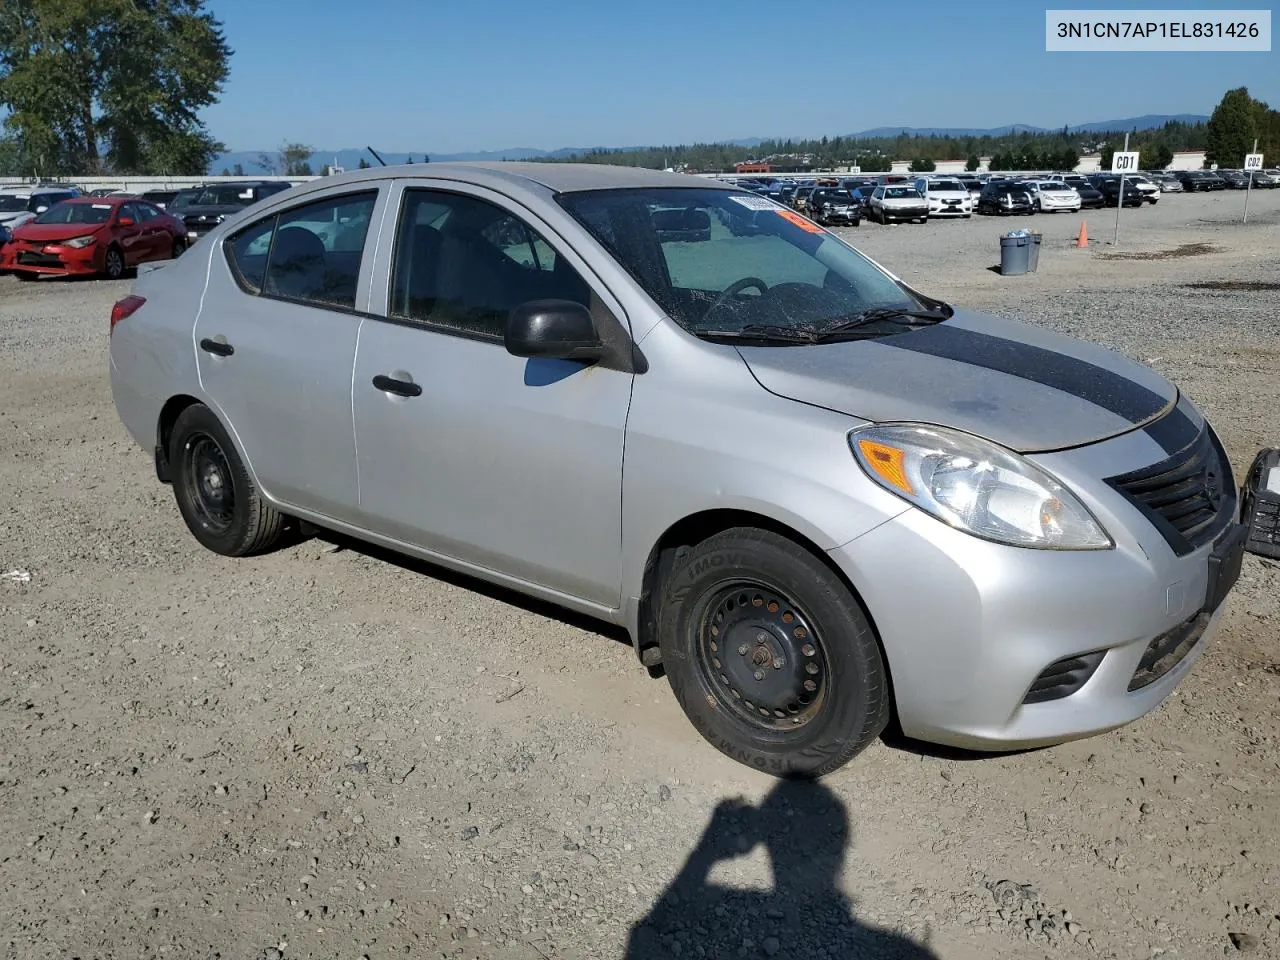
[194,186,387,520]
[351,181,633,605]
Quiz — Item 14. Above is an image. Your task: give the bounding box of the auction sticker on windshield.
[729,195,777,211]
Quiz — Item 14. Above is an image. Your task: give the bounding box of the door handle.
[199,338,234,357]
[372,374,422,398]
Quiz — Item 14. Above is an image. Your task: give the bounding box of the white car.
[914,177,972,217]
[1123,175,1160,203]
[1025,180,1082,213]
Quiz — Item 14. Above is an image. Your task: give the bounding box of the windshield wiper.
[694,324,819,344]
[812,306,950,342]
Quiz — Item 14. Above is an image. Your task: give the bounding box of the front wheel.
[171,238,186,258]
[103,245,125,280]
[170,403,285,556]
[656,528,890,778]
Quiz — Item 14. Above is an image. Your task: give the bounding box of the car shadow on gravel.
[625,780,941,959]
[306,528,634,650]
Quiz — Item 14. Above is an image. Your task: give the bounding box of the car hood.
[0,210,32,225]
[13,222,104,243]
[737,309,1176,453]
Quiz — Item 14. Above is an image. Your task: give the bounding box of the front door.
[194,187,384,520]
[352,184,632,606]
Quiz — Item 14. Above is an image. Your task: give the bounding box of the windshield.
[168,189,201,212]
[884,187,921,199]
[1039,183,1070,191]
[929,181,964,191]
[34,202,112,225]
[558,187,924,336]
[0,195,28,212]
[194,185,261,206]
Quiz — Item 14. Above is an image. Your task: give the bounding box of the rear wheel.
[656,528,889,778]
[170,403,284,557]
[171,238,186,258]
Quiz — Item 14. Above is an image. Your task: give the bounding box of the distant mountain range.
[207,114,1208,174]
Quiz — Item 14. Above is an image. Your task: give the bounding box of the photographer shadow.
[626,780,938,960]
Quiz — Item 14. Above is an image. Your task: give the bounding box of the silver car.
[109,164,1252,777]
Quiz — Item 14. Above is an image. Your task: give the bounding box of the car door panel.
[194,186,388,521]
[352,181,633,607]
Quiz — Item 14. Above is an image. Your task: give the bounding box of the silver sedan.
[109,163,1253,777]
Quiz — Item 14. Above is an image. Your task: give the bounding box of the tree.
[1205,87,1259,168]
[358,157,371,169]
[406,155,414,164]
[0,0,232,175]
[909,157,936,172]
[279,142,313,176]
[232,162,244,177]
[965,154,980,171]
[421,154,429,163]
[255,152,276,174]
[219,167,230,176]
[1098,145,1114,171]
[1139,141,1174,170]
[1056,147,1079,171]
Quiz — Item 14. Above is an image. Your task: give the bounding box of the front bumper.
[880,206,929,220]
[828,421,1243,750]
[0,241,101,276]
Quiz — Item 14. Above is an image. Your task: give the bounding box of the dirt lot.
[2,190,1279,960]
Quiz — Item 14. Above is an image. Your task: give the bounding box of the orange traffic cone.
[1075,221,1088,248]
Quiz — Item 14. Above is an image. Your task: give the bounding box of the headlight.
[849,424,1112,550]
[63,235,96,248]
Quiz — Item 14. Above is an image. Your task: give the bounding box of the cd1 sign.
[1111,152,1139,174]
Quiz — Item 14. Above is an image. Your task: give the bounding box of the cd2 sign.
[1111,152,1140,174]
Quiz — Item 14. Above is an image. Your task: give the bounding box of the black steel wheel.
[656,527,889,778]
[170,403,284,556]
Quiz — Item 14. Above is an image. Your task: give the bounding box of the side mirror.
[505,299,602,362]
[117,216,135,226]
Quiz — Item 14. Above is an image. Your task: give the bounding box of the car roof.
[61,195,132,206]
[283,162,724,199]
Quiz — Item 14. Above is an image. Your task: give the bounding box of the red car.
[0,196,187,280]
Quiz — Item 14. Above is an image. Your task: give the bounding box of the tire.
[655,527,890,778]
[170,403,285,557]
[171,238,186,258]
[104,245,125,280]
[14,270,37,281]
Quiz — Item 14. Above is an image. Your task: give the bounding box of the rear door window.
[225,191,378,308]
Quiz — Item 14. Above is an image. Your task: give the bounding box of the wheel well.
[155,394,202,483]
[637,511,895,712]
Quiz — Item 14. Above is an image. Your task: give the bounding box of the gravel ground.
[2,189,1279,960]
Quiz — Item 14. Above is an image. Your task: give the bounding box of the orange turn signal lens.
[856,439,914,495]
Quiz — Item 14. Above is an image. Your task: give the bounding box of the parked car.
[1150,174,1184,193]
[181,181,293,242]
[107,163,1255,777]
[1123,175,1161,203]
[976,182,1034,215]
[1216,170,1249,189]
[1174,171,1225,192]
[1249,170,1278,188]
[0,195,185,280]
[869,184,929,223]
[0,222,12,270]
[140,189,180,210]
[914,177,972,218]
[165,187,205,217]
[1021,180,1082,213]
[1090,177,1145,207]
[791,185,816,212]
[0,187,79,232]
[808,189,862,226]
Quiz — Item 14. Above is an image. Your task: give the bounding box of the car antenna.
[366,146,388,167]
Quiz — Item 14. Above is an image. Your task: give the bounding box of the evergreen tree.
[1205,87,1259,168]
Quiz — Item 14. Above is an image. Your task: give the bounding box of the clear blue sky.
[202,0,1279,152]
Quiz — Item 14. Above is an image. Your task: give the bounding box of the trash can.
[1028,232,1042,272]
[1000,233,1031,276]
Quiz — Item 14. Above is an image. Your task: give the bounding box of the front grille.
[1128,614,1208,691]
[1106,426,1234,556]
[17,251,61,267]
[1024,651,1105,704]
